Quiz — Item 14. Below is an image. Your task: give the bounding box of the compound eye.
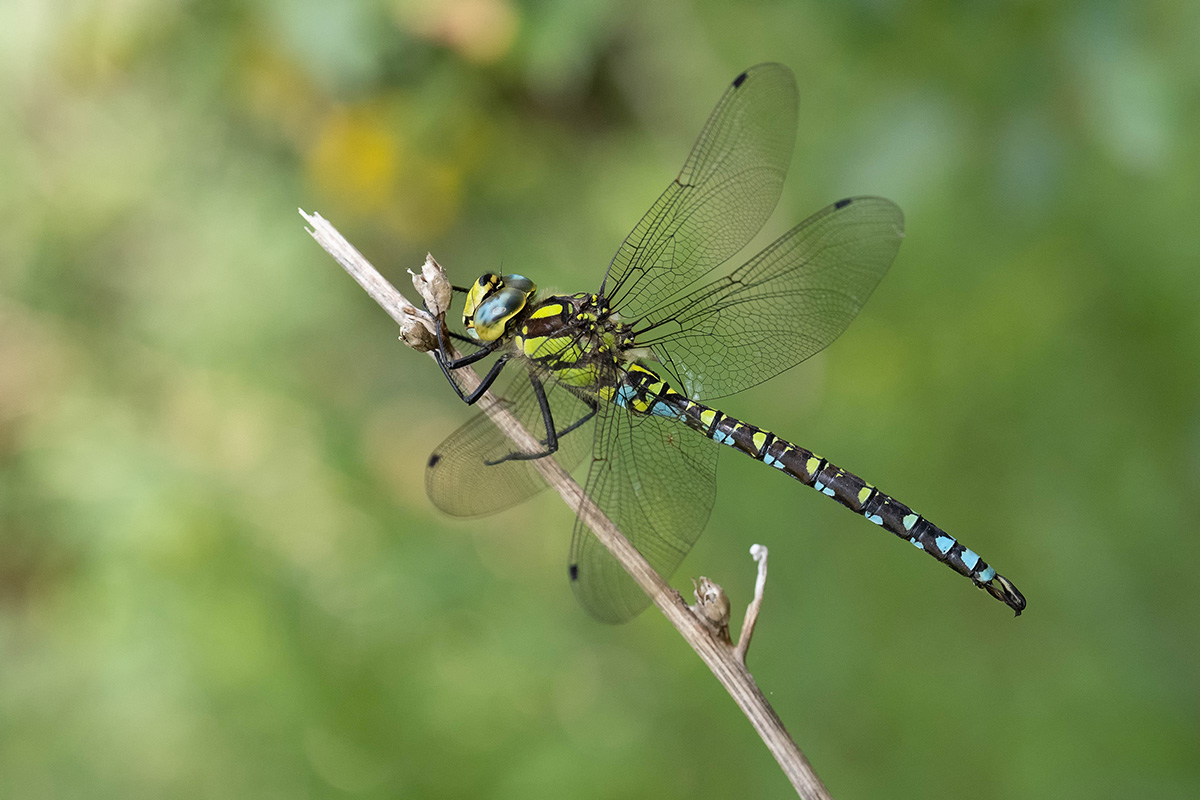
[502,274,536,295]
[471,286,528,342]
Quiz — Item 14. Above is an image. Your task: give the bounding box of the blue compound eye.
[471,287,528,341]
[502,274,536,294]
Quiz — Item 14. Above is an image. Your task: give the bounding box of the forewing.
[601,63,799,320]
[567,405,719,623]
[426,368,594,517]
[634,197,905,399]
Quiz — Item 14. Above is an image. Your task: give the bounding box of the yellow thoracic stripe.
[553,365,600,387]
[530,303,563,319]
[520,334,579,359]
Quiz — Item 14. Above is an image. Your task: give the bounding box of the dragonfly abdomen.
[617,363,1026,615]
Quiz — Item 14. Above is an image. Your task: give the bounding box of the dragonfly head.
[462,273,537,342]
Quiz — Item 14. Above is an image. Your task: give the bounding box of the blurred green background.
[2,0,1198,797]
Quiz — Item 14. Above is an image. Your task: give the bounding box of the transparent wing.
[567,404,719,623]
[426,366,595,518]
[600,63,799,321]
[632,197,905,399]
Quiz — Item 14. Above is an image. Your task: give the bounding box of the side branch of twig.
[301,209,830,799]
[735,544,770,662]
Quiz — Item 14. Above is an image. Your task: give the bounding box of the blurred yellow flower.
[307,105,400,215]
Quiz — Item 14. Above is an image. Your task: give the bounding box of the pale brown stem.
[301,209,831,799]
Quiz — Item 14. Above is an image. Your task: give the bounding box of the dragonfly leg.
[433,317,509,404]
[486,378,598,465]
[436,350,509,404]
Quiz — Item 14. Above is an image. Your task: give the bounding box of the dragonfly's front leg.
[432,315,509,405]
[486,376,598,465]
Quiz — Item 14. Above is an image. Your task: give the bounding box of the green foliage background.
[2,0,1198,797]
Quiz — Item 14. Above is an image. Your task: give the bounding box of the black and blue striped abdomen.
[615,363,1026,614]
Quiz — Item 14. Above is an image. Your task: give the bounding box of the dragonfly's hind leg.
[486,376,598,465]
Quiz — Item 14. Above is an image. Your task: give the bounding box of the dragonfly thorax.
[463,272,537,342]
[513,292,639,390]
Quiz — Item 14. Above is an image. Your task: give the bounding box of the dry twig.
[302,209,831,799]
[736,544,771,663]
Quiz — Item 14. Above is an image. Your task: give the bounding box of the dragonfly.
[425,63,1026,622]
